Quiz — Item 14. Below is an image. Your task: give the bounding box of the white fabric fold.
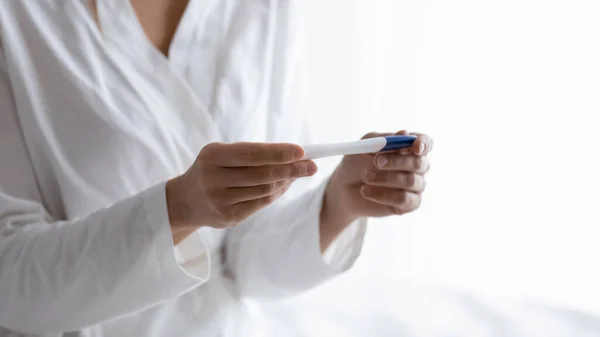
[0,182,207,334]
[224,178,367,299]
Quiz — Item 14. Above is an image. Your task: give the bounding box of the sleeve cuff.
[307,178,367,274]
[142,182,211,285]
[322,217,367,271]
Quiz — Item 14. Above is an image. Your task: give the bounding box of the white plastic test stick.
[301,135,417,160]
[302,137,388,160]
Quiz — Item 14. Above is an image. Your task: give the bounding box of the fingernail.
[306,162,318,175]
[363,170,376,182]
[361,186,372,197]
[419,143,426,155]
[377,156,389,168]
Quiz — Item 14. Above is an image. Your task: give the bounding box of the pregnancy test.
[302,135,416,160]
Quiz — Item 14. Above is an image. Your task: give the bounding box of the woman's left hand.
[323,131,433,227]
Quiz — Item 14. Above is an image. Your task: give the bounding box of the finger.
[373,154,430,173]
[227,188,287,222]
[408,133,433,156]
[362,171,426,193]
[219,180,291,204]
[398,148,412,155]
[395,130,412,155]
[360,186,421,213]
[216,160,318,187]
[201,142,304,167]
[361,132,393,140]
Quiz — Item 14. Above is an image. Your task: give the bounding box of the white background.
[302,0,600,314]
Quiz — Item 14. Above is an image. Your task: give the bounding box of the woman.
[0,1,432,336]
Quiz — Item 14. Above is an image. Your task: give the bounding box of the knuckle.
[239,151,251,163]
[423,158,431,173]
[285,163,299,177]
[414,157,424,171]
[239,150,250,162]
[276,180,288,191]
[262,194,276,206]
[362,132,380,140]
[244,150,261,164]
[259,168,274,182]
[390,156,402,169]
[198,147,210,161]
[259,184,271,195]
[263,183,277,194]
[414,176,425,192]
[396,191,408,204]
[290,163,300,176]
[276,180,287,189]
[404,174,416,189]
[276,165,291,179]
[198,144,218,164]
[274,149,286,162]
[296,163,308,176]
[276,164,292,179]
[200,143,217,156]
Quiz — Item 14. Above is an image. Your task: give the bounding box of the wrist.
[166,176,196,230]
[321,175,359,229]
[319,175,358,252]
[167,176,209,246]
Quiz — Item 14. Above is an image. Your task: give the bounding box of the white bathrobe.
[0,1,366,336]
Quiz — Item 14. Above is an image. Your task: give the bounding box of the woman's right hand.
[166,142,317,242]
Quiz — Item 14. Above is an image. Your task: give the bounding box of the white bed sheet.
[258,281,600,337]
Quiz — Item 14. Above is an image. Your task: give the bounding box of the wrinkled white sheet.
[259,281,600,337]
